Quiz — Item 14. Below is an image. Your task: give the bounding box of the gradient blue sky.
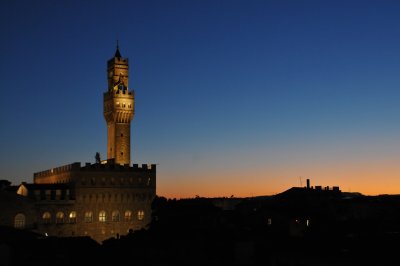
[1,0,400,197]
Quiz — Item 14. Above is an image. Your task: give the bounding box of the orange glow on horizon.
[156,160,400,199]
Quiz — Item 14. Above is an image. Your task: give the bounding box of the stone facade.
[0,46,156,243]
[0,189,36,229]
[31,162,156,242]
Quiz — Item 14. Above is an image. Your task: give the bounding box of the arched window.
[137,210,144,221]
[124,210,132,221]
[14,213,25,229]
[99,210,106,222]
[112,210,120,222]
[42,212,51,224]
[69,211,77,223]
[56,212,64,224]
[84,211,93,223]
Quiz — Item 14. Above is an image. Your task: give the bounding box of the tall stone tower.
[103,44,135,165]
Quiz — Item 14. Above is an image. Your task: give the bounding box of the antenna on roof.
[299,176,303,187]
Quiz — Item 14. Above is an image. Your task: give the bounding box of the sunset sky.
[1,0,400,198]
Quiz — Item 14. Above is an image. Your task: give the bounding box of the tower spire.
[115,40,122,58]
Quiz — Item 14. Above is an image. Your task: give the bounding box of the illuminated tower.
[103,44,135,165]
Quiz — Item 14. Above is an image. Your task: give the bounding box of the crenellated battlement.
[104,89,134,98]
[34,162,81,179]
[33,161,156,184]
[107,56,128,67]
[81,162,156,172]
[34,162,156,177]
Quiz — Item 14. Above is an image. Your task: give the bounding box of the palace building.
[0,45,156,242]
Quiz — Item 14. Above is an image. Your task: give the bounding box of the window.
[56,212,64,224]
[124,210,132,221]
[99,211,107,222]
[69,211,77,223]
[112,210,120,222]
[14,213,25,229]
[137,210,144,221]
[84,211,93,223]
[43,212,51,224]
[45,190,51,199]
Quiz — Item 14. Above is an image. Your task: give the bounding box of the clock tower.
[103,44,135,165]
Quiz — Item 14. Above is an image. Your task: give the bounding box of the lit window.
[56,212,64,224]
[137,210,144,221]
[69,211,77,223]
[124,210,132,221]
[84,211,93,223]
[267,218,272,225]
[99,211,107,222]
[43,212,51,224]
[17,185,28,196]
[14,213,25,229]
[112,210,120,222]
[306,219,310,227]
